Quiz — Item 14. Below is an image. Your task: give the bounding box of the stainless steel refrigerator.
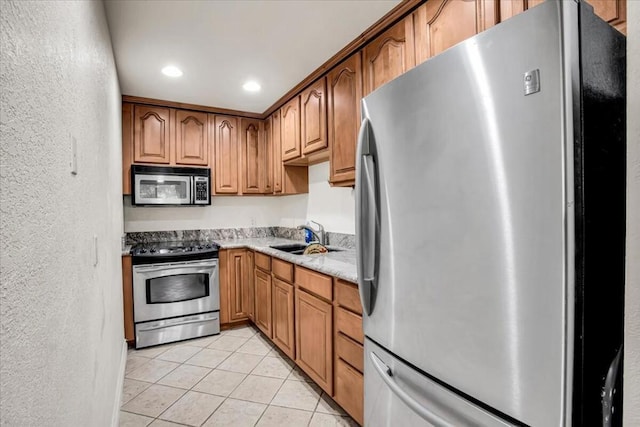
[355,1,626,426]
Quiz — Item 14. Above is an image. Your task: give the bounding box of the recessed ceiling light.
[243,81,261,92]
[162,66,183,77]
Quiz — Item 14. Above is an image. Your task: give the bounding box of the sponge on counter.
[303,243,328,255]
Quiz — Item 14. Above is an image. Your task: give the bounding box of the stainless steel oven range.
[131,241,220,348]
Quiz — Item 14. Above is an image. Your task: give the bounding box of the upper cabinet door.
[281,96,301,161]
[213,114,239,194]
[413,0,494,65]
[583,0,626,34]
[500,0,625,34]
[328,53,362,187]
[175,110,208,166]
[263,117,274,194]
[301,77,328,155]
[363,17,415,96]
[122,103,134,194]
[241,118,262,194]
[134,105,170,164]
[272,111,283,193]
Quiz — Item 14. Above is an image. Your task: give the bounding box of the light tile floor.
[120,324,358,427]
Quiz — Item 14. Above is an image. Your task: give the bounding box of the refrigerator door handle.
[356,117,378,316]
[370,351,455,427]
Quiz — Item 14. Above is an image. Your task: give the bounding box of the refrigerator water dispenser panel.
[524,69,540,95]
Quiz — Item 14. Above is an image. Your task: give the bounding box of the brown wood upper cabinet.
[133,105,211,167]
[122,103,134,194]
[328,52,362,187]
[281,96,301,161]
[301,77,328,155]
[241,118,263,194]
[263,117,274,193]
[413,0,496,65]
[585,0,626,33]
[363,16,416,96]
[133,105,171,164]
[175,110,208,165]
[499,0,626,34]
[271,111,283,193]
[212,115,240,194]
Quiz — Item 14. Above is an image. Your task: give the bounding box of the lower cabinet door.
[295,289,333,394]
[228,249,250,321]
[254,268,272,337]
[272,277,295,359]
[247,252,255,321]
[334,358,364,425]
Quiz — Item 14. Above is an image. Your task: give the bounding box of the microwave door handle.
[190,176,195,204]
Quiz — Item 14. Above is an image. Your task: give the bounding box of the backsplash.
[126,227,355,249]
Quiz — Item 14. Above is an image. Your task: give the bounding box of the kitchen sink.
[269,243,343,255]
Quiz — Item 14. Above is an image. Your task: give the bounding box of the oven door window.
[146,273,210,304]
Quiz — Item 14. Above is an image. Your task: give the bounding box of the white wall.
[124,195,284,232]
[0,1,124,426]
[124,162,357,234]
[624,0,640,423]
[279,162,356,234]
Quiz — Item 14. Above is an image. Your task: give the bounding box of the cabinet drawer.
[335,332,363,373]
[334,358,363,425]
[335,279,362,314]
[272,257,294,282]
[296,266,332,301]
[255,252,271,272]
[335,307,363,344]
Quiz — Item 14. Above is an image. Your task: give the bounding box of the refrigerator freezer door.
[365,339,515,427]
[358,2,577,426]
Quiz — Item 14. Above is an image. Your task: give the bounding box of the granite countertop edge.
[214,237,358,284]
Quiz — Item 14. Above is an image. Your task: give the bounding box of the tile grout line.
[122,325,353,426]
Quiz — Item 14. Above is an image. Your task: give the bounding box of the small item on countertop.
[304,228,313,243]
[303,243,328,255]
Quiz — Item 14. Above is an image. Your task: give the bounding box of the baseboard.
[111,339,128,427]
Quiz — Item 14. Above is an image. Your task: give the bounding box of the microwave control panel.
[194,177,210,204]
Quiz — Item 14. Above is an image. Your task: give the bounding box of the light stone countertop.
[213,237,358,284]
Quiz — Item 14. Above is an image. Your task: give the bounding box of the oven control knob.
[140,249,147,254]
[197,246,203,250]
[205,244,212,249]
[150,248,156,253]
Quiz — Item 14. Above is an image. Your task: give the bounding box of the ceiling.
[104,0,401,113]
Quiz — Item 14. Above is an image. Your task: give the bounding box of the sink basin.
[269,243,343,255]
[269,243,308,253]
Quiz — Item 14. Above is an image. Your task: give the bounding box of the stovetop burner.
[131,241,219,264]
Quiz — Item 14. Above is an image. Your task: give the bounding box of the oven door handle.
[137,315,219,332]
[134,263,217,274]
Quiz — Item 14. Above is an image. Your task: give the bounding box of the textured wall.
[624,0,640,423]
[124,162,357,234]
[0,1,124,426]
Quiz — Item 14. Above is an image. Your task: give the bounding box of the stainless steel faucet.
[297,220,326,245]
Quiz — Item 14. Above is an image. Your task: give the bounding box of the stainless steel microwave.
[131,165,211,206]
